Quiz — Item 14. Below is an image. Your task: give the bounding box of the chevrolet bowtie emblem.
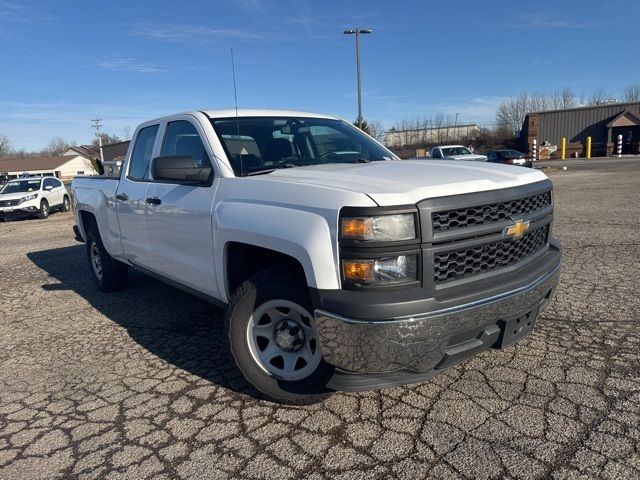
[504,219,530,239]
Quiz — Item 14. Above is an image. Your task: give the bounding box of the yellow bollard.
[586,136,591,159]
[561,137,566,160]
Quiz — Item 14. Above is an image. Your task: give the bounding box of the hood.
[444,154,487,161]
[261,160,548,206]
[0,191,39,201]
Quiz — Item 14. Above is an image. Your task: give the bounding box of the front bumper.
[0,205,39,219]
[315,252,561,391]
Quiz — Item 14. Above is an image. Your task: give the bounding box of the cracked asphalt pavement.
[1,160,639,479]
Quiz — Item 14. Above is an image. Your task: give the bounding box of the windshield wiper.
[245,163,297,176]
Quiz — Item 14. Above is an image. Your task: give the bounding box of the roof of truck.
[139,109,339,129]
[201,109,337,119]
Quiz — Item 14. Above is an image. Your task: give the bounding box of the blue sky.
[1,0,638,150]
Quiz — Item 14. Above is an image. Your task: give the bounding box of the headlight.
[342,254,418,285]
[341,214,416,241]
[19,193,38,203]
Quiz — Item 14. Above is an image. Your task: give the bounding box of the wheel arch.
[225,242,308,298]
[78,209,97,239]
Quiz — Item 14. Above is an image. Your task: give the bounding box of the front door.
[116,124,159,267]
[613,126,639,154]
[146,118,219,298]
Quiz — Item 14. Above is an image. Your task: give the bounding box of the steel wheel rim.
[246,299,321,381]
[64,198,69,210]
[90,242,102,280]
[42,203,48,216]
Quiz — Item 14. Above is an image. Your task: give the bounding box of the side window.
[129,125,159,180]
[161,121,211,168]
[487,152,496,161]
[43,178,54,189]
[53,179,63,187]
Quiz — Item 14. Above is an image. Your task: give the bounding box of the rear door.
[51,178,65,206]
[42,178,60,206]
[116,124,159,267]
[145,116,219,297]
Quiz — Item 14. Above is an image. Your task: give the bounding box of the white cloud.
[128,22,267,44]
[95,56,166,74]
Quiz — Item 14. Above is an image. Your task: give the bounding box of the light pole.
[343,28,372,129]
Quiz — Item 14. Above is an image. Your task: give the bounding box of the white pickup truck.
[430,145,488,162]
[71,109,561,403]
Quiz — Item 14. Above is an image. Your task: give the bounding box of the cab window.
[129,125,159,180]
[161,121,211,168]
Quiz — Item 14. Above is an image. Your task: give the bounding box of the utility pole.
[91,118,104,162]
[343,28,372,129]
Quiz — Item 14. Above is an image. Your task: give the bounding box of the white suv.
[0,176,70,221]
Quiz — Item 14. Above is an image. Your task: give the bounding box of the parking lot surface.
[1,160,639,480]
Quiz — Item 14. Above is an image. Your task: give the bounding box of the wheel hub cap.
[246,299,322,381]
[274,319,305,351]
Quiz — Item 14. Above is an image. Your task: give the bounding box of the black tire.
[85,229,128,292]
[37,199,49,219]
[61,195,70,212]
[224,267,334,404]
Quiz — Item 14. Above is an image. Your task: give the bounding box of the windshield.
[211,117,397,176]
[0,179,42,194]
[442,147,472,156]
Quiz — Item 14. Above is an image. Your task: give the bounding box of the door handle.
[116,193,129,201]
[146,197,162,205]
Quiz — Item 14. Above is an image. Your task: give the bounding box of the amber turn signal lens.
[342,259,374,283]
[341,218,369,239]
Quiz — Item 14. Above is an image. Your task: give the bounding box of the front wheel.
[37,200,49,219]
[225,267,333,403]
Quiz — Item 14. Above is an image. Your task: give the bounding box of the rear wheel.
[37,200,49,219]
[85,229,128,292]
[61,195,70,212]
[225,267,333,403]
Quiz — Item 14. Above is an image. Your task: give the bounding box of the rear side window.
[161,121,211,167]
[129,125,159,180]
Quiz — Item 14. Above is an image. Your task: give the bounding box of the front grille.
[432,191,551,232]
[0,199,20,207]
[434,225,549,283]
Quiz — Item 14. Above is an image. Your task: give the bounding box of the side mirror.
[44,185,53,191]
[151,156,212,184]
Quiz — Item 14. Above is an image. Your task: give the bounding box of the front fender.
[215,202,340,299]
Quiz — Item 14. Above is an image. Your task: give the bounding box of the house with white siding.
[0,153,98,180]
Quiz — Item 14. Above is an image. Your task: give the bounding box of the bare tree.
[496,93,533,135]
[587,87,614,106]
[551,87,580,109]
[122,126,132,140]
[623,83,640,102]
[367,120,386,142]
[0,133,12,156]
[92,133,121,147]
[44,136,75,156]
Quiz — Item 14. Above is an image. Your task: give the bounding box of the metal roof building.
[522,101,640,157]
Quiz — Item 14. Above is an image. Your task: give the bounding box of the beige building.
[385,124,481,148]
[0,154,98,180]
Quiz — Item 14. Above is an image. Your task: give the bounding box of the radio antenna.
[230,48,244,176]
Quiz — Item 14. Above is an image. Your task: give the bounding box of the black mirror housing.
[151,156,212,184]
